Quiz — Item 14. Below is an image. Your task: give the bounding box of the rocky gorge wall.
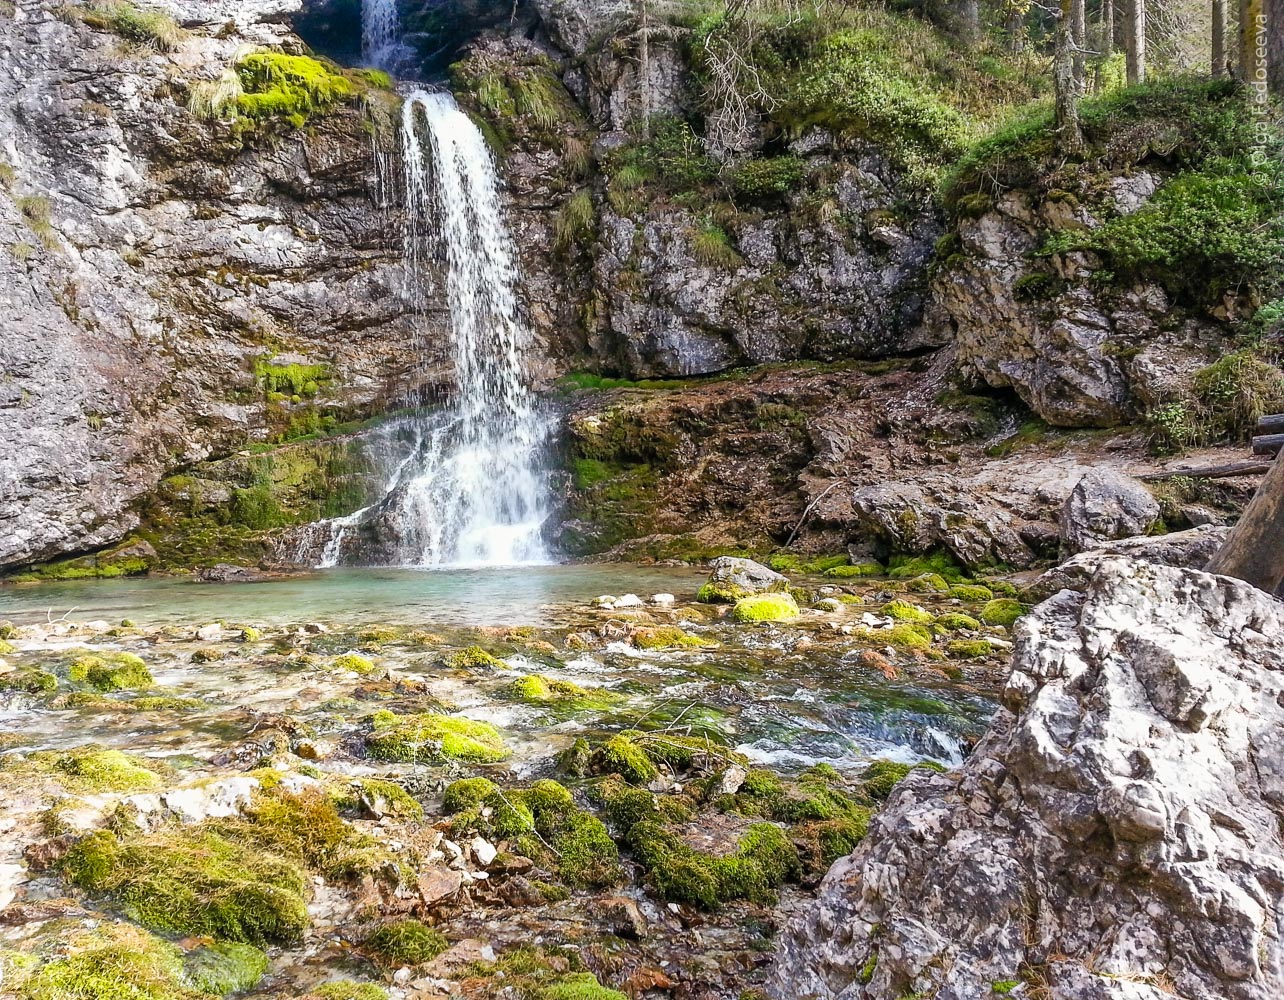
[0,0,1274,574]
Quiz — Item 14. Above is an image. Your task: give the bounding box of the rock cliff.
[770,557,1284,1000]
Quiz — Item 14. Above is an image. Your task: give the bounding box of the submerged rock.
[771,557,1284,1000]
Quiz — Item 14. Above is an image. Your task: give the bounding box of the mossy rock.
[823,561,883,579]
[331,653,377,675]
[312,982,389,1000]
[860,759,946,800]
[330,778,423,820]
[501,674,619,710]
[590,734,659,784]
[19,922,193,1000]
[947,638,995,659]
[980,599,1025,628]
[880,600,934,625]
[631,625,712,650]
[887,553,966,581]
[442,646,507,671]
[934,611,981,632]
[731,594,800,623]
[539,973,630,1000]
[364,919,448,967]
[61,827,310,945]
[67,652,153,691]
[4,745,166,793]
[904,573,951,593]
[183,941,269,995]
[949,583,995,602]
[695,581,753,604]
[366,709,508,764]
[0,668,57,694]
[854,623,934,650]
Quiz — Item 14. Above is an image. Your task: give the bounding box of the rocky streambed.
[0,559,1018,1000]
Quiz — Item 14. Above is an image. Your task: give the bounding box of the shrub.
[729,156,804,199]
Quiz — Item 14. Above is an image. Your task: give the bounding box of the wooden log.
[1207,448,1284,594]
[1255,413,1284,435]
[1251,434,1284,456]
[1138,461,1273,482]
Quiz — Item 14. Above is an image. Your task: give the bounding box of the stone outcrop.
[931,184,1234,429]
[1059,468,1161,555]
[0,2,425,569]
[771,557,1284,1000]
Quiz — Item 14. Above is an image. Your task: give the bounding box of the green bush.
[730,156,804,200]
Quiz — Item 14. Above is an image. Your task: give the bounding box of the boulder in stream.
[770,557,1284,1000]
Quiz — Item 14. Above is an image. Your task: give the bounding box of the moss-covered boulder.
[365,709,508,764]
[67,652,153,691]
[731,593,800,623]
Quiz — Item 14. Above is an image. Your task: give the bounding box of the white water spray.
[361,0,406,72]
[391,91,552,567]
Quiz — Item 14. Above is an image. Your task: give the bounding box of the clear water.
[0,569,994,772]
[304,92,554,569]
[0,566,701,628]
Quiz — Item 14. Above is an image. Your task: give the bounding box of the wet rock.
[497,875,547,907]
[418,868,465,908]
[772,557,1284,1000]
[1059,469,1160,555]
[651,593,676,606]
[699,557,789,602]
[195,623,223,642]
[197,564,271,583]
[425,939,496,977]
[600,895,648,939]
[714,765,748,797]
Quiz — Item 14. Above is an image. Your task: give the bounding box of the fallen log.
[1138,461,1273,482]
[1251,434,1284,457]
[1255,413,1284,435]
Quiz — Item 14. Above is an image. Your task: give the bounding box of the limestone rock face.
[1059,468,1161,555]
[771,557,1284,1000]
[0,3,421,568]
[932,188,1230,427]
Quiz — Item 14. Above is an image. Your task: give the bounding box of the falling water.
[361,0,406,72]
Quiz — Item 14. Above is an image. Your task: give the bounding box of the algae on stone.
[365,709,508,764]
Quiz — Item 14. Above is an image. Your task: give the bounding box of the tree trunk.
[957,0,981,43]
[1071,0,1087,89]
[1125,0,1146,84]
[636,0,650,135]
[1055,1,1085,154]
[1006,2,1026,53]
[1265,0,1284,92]
[1213,0,1228,75]
[1103,0,1115,55]
[1206,457,1284,595]
[1242,0,1267,87]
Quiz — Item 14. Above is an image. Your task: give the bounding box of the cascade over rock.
[770,557,1284,1000]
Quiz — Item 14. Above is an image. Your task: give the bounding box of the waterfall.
[297,89,553,569]
[361,0,406,72]
[391,91,552,567]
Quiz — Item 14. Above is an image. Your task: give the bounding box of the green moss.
[627,819,799,910]
[732,593,800,623]
[364,920,448,966]
[182,941,269,995]
[934,612,981,631]
[729,156,804,200]
[549,813,620,889]
[823,561,883,578]
[555,189,595,253]
[591,776,661,830]
[695,581,753,604]
[252,355,329,397]
[68,652,153,691]
[947,639,995,659]
[904,573,950,593]
[1,669,57,693]
[330,778,423,820]
[234,52,358,128]
[61,827,310,946]
[861,759,944,800]
[631,626,712,650]
[0,639,15,655]
[795,816,871,874]
[312,982,389,1000]
[856,623,934,650]
[949,584,994,602]
[501,674,620,710]
[592,734,659,784]
[132,696,205,712]
[441,777,499,814]
[21,924,191,1000]
[538,974,629,1000]
[73,0,184,52]
[980,599,1025,628]
[366,710,508,764]
[880,600,934,625]
[887,552,965,581]
[442,645,507,671]
[331,653,376,675]
[52,747,164,792]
